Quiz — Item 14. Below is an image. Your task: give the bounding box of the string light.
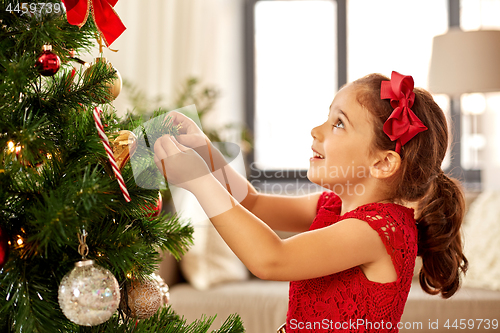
[7,141,15,153]
[16,236,24,246]
[6,141,22,155]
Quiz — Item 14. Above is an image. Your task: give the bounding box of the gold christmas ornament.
[151,273,170,306]
[85,57,122,102]
[120,278,162,319]
[112,130,137,169]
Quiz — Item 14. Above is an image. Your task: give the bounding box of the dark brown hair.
[352,73,468,298]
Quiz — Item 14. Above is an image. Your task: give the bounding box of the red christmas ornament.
[144,194,163,218]
[0,225,9,270]
[35,45,61,76]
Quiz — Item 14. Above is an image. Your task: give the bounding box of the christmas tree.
[0,1,244,332]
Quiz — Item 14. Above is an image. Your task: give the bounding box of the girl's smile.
[310,147,324,160]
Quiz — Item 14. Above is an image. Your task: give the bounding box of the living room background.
[90,0,500,192]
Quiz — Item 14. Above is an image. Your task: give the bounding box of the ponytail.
[416,172,468,298]
[351,73,468,298]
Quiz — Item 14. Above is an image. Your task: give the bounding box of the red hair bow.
[62,0,126,46]
[380,71,428,154]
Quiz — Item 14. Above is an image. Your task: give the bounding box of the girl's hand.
[154,134,211,192]
[167,111,208,147]
[166,111,215,170]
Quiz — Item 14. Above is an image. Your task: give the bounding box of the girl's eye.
[333,119,345,129]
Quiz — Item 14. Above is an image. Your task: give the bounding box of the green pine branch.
[79,307,244,333]
[0,1,245,332]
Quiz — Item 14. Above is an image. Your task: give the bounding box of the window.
[245,0,495,189]
[347,0,448,88]
[461,0,500,30]
[253,0,337,171]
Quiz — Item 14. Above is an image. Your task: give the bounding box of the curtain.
[81,0,245,129]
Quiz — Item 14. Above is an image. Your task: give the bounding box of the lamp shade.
[428,29,500,96]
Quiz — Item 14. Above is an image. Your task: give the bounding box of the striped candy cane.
[93,107,131,202]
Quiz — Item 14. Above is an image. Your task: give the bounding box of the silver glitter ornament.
[58,260,120,326]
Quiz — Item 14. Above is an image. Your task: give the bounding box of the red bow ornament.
[380,71,428,154]
[62,0,126,46]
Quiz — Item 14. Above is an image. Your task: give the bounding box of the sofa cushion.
[462,191,500,291]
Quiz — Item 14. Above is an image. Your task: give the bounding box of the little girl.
[153,72,468,332]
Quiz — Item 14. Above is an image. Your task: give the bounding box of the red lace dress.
[286,192,418,332]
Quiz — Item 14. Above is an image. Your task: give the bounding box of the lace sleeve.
[347,204,418,278]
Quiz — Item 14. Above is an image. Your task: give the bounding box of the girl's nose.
[311,124,323,141]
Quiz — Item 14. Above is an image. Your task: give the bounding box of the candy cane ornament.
[93,107,131,202]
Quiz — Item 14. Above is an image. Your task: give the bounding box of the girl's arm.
[191,173,388,281]
[209,144,320,232]
[166,111,319,232]
[154,136,389,282]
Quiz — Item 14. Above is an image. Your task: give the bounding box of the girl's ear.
[370,150,401,179]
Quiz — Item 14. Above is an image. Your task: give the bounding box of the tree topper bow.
[62,0,126,46]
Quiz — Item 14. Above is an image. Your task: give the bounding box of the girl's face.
[308,83,377,192]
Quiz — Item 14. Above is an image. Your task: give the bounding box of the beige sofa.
[158,190,500,333]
